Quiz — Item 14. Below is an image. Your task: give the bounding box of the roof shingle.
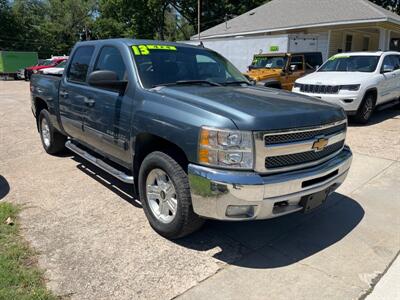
[194,0,400,39]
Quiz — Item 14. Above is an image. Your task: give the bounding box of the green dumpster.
[0,51,38,79]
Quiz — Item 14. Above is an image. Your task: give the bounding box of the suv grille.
[264,123,346,145]
[265,141,345,169]
[299,84,339,94]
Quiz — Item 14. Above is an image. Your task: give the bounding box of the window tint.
[319,55,379,72]
[133,46,247,88]
[290,55,304,70]
[94,46,127,80]
[67,46,94,83]
[382,56,397,72]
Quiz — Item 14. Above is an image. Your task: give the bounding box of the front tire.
[353,93,375,124]
[138,151,204,239]
[38,110,67,154]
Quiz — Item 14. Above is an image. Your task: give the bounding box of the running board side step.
[65,140,134,184]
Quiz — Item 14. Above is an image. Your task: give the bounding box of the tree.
[369,0,400,14]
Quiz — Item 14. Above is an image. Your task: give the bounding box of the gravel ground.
[0,81,399,299]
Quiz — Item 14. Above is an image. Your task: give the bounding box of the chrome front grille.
[298,84,340,94]
[264,123,346,145]
[254,120,347,174]
[265,141,345,169]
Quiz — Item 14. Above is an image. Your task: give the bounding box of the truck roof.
[333,51,399,56]
[75,38,201,50]
[254,52,321,57]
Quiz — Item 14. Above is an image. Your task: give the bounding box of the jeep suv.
[246,52,322,90]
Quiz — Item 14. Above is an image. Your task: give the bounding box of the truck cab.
[246,52,322,90]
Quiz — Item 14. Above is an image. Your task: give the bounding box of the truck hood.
[297,71,372,85]
[246,68,282,81]
[155,86,345,131]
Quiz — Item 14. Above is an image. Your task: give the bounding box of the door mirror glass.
[88,70,127,93]
[290,64,299,72]
[382,65,394,73]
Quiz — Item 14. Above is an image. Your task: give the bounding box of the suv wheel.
[353,93,375,124]
[38,110,67,154]
[138,151,204,239]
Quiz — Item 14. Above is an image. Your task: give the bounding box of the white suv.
[292,51,400,123]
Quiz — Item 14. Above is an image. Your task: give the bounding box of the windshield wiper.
[154,80,221,88]
[222,81,251,86]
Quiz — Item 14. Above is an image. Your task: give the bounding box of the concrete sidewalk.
[366,253,400,300]
[1,81,399,299]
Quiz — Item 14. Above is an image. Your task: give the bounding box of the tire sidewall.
[38,110,55,153]
[138,152,187,237]
[356,93,375,123]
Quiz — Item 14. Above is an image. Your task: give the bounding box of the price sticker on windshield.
[132,44,177,55]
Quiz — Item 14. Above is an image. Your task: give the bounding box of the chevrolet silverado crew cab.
[293,51,400,123]
[246,52,322,90]
[30,39,352,239]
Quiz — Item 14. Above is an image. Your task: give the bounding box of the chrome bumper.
[188,146,352,220]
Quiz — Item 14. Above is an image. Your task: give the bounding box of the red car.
[25,57,68,81]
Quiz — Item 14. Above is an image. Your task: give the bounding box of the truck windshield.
[318,55,379,72]
[132,44,249,88]
[250,56,287,69]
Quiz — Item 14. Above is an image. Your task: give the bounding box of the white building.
[187,0,400,71]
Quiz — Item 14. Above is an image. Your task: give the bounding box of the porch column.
[379,28,388,51]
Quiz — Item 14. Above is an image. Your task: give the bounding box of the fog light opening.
[274,200,289,208]
[225,205,256,218]
[342,99,354,103]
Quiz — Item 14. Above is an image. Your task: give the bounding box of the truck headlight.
[198,127,254,169]
[340,84,360,91]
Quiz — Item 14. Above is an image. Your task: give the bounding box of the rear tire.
[38,110,67,154]
[353,93,376,124]
[138,151,204,239]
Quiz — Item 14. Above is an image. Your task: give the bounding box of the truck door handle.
[84,98,96,107]
[60,90,69,98]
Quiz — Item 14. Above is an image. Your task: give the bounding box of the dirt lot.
[1,80,399,299]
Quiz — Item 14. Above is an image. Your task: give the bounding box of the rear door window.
[67,46,94,83]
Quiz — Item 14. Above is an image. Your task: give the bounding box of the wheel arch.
[133,133,189,186]
[33,97,49,131]
[260,79,282,89]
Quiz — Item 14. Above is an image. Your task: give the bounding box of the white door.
[378,55,398,103]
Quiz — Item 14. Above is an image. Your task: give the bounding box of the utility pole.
[198,0,201,40]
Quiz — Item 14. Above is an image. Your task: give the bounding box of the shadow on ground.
[70,151,364,269]
[348,105,399,127]
[0,175,10,200]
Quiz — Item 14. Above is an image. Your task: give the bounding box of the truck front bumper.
[188,146,352,220]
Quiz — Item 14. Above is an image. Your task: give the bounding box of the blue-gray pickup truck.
[30,39,352,239]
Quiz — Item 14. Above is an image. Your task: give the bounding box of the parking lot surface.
[0,81,399,299]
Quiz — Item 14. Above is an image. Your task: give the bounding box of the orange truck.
[246,52,322,90]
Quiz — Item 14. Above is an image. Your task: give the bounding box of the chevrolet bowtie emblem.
[312,137,329,151]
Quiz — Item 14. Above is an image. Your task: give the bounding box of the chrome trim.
[188,147,352,220]
[265,131,346,157]
[65,140,134,184]
[254,119,347,173]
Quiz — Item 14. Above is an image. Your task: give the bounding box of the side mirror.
[381,65,394,74]
[290,65,299,72]
[88,70,127,93]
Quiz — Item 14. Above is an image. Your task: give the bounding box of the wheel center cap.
[160,190,166,200]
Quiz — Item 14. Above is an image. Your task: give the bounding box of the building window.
[345,34,353,52]
[363,36,370,51]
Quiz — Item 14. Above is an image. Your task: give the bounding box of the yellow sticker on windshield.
[329,54,350,61]
[132,44,177,55]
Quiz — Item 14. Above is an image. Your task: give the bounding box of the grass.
[0,202,56,300]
